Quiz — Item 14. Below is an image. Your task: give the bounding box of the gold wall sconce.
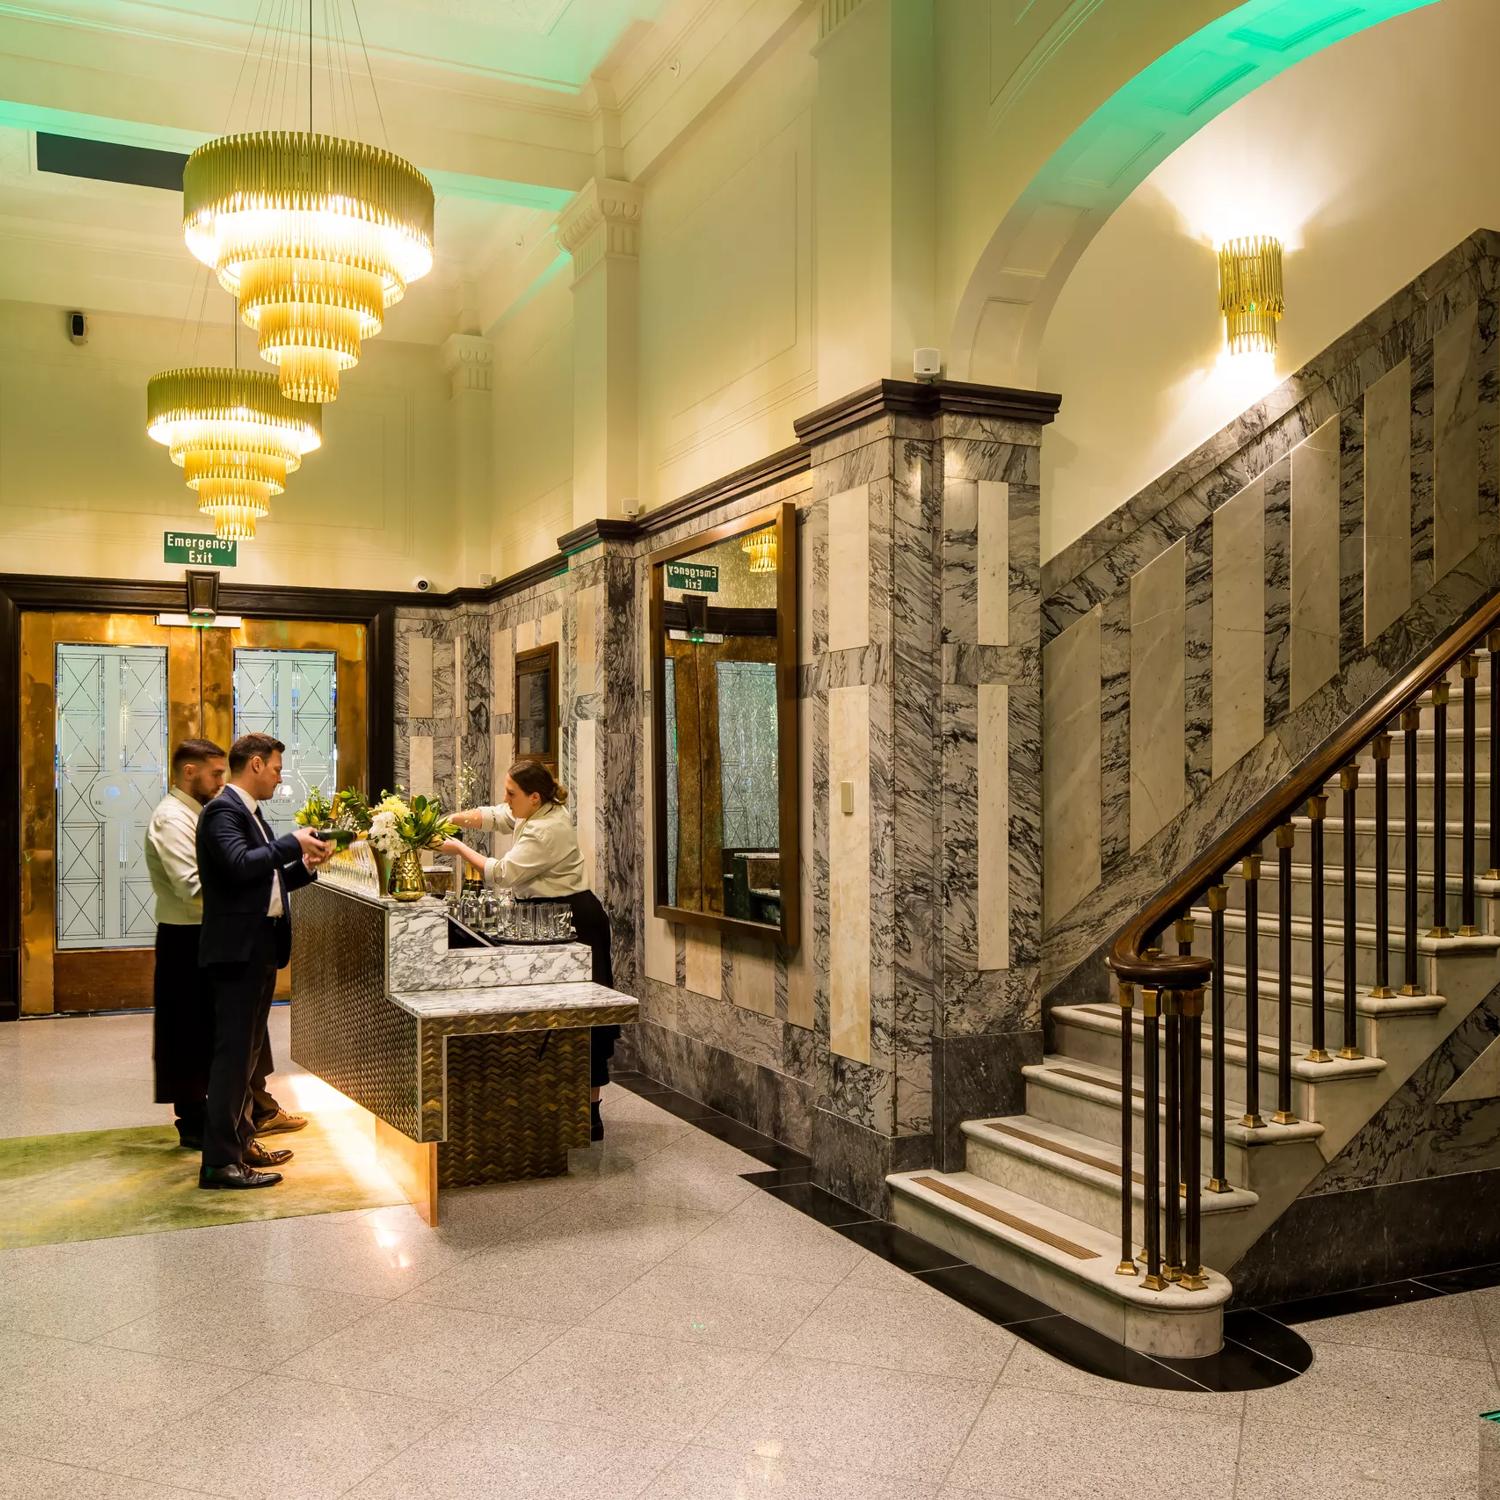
[1218,235,1284,355]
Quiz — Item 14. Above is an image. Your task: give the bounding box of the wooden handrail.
[1108,591,1500,989]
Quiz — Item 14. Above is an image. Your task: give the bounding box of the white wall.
[1038,0,1500,562]
[636,10,816,510]
[0,299,458,589]
[490,267,575,575]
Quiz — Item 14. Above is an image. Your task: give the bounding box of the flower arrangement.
[366,790,458,859]
[293,788,354,848]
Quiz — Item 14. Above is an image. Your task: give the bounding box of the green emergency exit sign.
[164,531,236,566]
[666,562,718,593]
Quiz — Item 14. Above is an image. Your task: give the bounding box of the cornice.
[793,379,1062,448]
[556,177,643,280]
[444,554,569,605]
[441,333,494,395]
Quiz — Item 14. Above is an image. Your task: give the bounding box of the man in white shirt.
[145,739,306,1150]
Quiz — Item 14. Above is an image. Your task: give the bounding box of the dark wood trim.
[446,553,569,605]
[0,584,17,1021]
[661,603,779,637]
[1111,590,1500,989]
[556,518,639,555]
[793,378,1062,448]
[647,501,800,947]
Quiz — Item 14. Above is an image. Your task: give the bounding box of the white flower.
[367,810,400,857]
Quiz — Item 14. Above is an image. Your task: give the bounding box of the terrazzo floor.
[0,1009,1494,1498]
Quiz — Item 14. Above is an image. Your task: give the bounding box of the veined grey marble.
[391,979,635,1021]
[387,901,590,992]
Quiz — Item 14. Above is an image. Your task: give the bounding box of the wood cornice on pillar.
[793,378,1063,448]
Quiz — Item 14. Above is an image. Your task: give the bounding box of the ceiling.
[0,0,675,342]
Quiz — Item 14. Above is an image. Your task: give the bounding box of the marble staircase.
[890,667,1500,1357]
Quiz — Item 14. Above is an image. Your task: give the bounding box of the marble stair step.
[1052,1002,1385,1122]
[1021,1054,1323,1183]
[1216,963,1446,1048]
[1221,859,1500,929]
[1189,904,1500,985]
[886,1168,1231,1357]
[1293,816,1498,877]
[960,1113,1257,1241]
[1315,771,1493,823]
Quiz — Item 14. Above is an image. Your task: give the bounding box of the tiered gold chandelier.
[183,131,433,403]
[744,527,777,574]
[147,367,322,540]
[147,0,434,543]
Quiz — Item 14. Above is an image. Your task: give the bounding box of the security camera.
[413,576,432,593]
[67,311,88,345]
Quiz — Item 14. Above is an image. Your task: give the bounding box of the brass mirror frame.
[648,500,799,947]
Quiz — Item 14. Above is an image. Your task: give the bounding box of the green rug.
[0,1118,406,1248]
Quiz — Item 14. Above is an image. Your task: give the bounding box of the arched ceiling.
[948,0,1443,386]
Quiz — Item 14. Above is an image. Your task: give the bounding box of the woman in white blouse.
[442,759,619,1140]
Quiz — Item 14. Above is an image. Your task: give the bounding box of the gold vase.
[390,847,426,902]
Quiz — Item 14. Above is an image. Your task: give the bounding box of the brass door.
[20,614,367,1015]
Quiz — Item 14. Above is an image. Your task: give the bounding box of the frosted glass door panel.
[55,644,169,950]
[234,649,338,837]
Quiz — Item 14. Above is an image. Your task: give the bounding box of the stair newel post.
[1488,629,1500,881]
[1372,733,1394,999]
[1177,985,1208,1291]
[1241,852,1264,1128]
[1339,764,1364,1059]
[1401,706,1424,995]
[1461,654,1480,935]
[1162,982,1182,1283]
[1139,987,1166,1291]
[1430,677,1451,938]
[1206,884,1231,1191]
[1306,796,1331,1062]
[1272,824,1298,1125]
[1116,980,1137,1276]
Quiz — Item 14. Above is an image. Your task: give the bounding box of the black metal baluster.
[1241,852,1264,1128]
[1116,981,1137,1277]
[1163,970,1182,1283]
[1273,824,1297,1124]
[1139,987,1166,1290]
[1431,678,1451,938]
[1306,795,1331,1062]
[1401,706,1423,995]
[1340,763,1364,1060]
[1178,985,1207,1291]
[1462,654,1479,936]
[1207,884,1231,1191]
[1372,733,1393,998]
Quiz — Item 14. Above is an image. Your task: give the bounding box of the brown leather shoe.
[253,1110,308,1135]
[244,1140,293,1168]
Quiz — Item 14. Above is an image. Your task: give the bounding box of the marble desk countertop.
[389,980,639,1024]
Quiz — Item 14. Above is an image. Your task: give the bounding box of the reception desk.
[289,869,637,1225]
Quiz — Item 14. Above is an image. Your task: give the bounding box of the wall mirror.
[515,642,558,774]
[649,501,799,945]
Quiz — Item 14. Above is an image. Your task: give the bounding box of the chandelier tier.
[146,367,323,540]
[183,131,435,403]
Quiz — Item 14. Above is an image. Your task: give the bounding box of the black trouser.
[152,922,214,1140]
[202,920,282,1168]
[566,890,620,1088]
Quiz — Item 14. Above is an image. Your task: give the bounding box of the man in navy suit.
[197,731,333,1189]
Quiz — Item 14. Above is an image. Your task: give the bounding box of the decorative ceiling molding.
[556,176,642,281]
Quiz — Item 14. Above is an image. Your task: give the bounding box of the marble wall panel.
[1128,538,1185,853]
[1290,417,1340,709]
[728,934,777,1017]
[574,716,597,892]
[1183,516,1214,800]
[684,927,722,1000]
[640,711,676,986]
[978,479,1010,647]
[1410,337,1435,603]
[1211,477,1266,780]
[1262,455,1292,727]
[827,484,871,650]
[409,735,433,798]
[1338,399,1366,667]
[1042,609,1101,929]
[540,609,563,647]
[407,636,434,719]
[829,681,872,1063]
[1098,590,1130,873]
[493,625,514,718]
[784,693,817,1029]
[1363,357,1413,643]
[1435,301,1481,582]
[977,682,1010,971]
